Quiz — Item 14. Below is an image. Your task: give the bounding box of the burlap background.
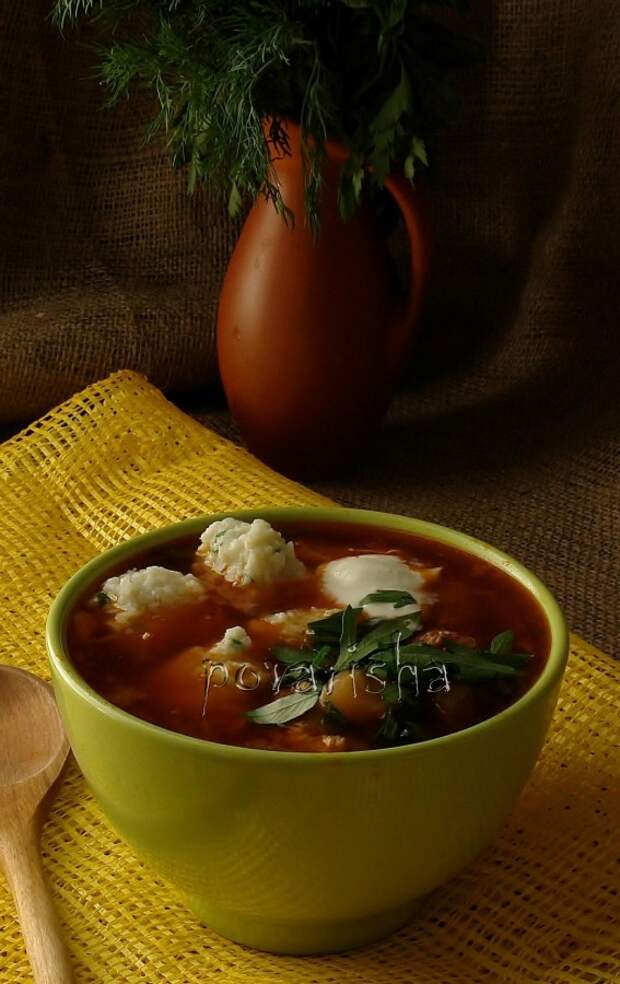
[0,0,240,421]
[1,3,618,654]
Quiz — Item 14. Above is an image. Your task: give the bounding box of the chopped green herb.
[320,702,346,730]
[308,608,362,644]
[382,681,401,704]
[312,645,333,670]
[486,630,532,668]
[272,644,333,670]
[95,591,111,608]
[490,630,514,657]
[271,646,315,666]
[336,605,359,669]
[367,659,390,680]
[264,596,528,739]
[276,664,310,692]
[483,649,532,669]
[398,644,518,680]
[374,710,400,745]
[335,613,420,671]
[247,689,319,726]
[358,589,417,609]
[210,530,227,555]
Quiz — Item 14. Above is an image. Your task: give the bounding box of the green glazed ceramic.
[47,507,568,955]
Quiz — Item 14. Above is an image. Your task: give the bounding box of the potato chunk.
[322,669,385,725]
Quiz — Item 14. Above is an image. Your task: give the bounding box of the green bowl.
[47,507,568,955]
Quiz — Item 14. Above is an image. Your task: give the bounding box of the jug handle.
[382,173,432,372]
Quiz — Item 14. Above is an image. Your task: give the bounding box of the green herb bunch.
[53,0,481,230]
[246,591,531,745]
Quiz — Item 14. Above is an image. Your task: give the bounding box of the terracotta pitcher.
[217,121,431,479]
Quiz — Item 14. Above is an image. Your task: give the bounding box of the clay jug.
[217,121,431,479]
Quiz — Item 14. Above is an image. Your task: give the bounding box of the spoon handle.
[0,821,74,984]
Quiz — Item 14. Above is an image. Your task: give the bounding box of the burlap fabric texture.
[1,2,618,655]
[0,0,618,422]
[0,372,618,984]
[0,0,240,422]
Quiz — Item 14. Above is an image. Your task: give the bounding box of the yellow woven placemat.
[0,371,618,984]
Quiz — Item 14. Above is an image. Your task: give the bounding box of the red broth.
[67,521,550,752]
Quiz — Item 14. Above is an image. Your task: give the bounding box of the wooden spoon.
[0,666,73,983]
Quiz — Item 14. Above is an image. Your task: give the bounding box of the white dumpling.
[101,566,203,624]
[321,554,435,619]
[210,625,252,657]
[197,517,305,586]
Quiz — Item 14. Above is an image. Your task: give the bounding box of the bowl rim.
[46,506,569,765]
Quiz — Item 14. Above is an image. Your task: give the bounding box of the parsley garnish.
[308,608,361,644]
[490,630,514,656]
[336,605,360,670]
[358,589,417,609]
[246,589,531,741]
[271,646,315,666]
[397,644,519,681]
[340,613,420,668]
[247,689,319,726]
[320,702,347,730]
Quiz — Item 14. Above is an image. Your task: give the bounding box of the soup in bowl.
[47,507,568,954]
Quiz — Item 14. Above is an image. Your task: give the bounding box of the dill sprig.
[52,0,482,230]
